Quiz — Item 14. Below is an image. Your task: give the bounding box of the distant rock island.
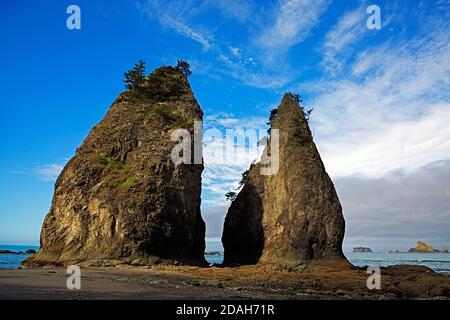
[409,241,448,253]
[0,249,36,255]
[353,247,372,253]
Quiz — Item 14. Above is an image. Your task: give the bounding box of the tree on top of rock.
[267,109,278,125]
[225,191,237,202]
[175,60,192,77]
[287,92,313,122]
[124,60,146,91]
[267,108,278,135]
[288,92,303,103]
[238,170,249,188]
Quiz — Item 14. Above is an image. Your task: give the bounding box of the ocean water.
[204,240,450,274]
[205,239,224,265]
[2,243,450,274]
[0,245,40,269]
[345,252,450,274]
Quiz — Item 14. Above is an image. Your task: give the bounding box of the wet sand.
[0,262,449,300]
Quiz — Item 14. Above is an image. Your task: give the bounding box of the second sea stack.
[222,93,348,267]
[24,66,207,267]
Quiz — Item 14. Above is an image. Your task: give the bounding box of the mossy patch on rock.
[152,104,194,128]
[119,177,136,189]
[125,66,189,103]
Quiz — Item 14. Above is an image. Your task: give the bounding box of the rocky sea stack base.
[1,263,449,299]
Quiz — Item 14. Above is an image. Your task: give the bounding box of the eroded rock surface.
[222,93,347,267]
[24,67,206,267]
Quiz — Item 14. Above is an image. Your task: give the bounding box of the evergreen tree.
[238,170,249,188]
[225,191,237,202]
[289,92,302,103]
[304,108,313,122]
[124,60,146,91]
[267,108,279,135]
[267,109,278,125]
[175,59,192,77]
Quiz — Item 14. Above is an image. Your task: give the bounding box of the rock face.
[222,93,347,266]
[353,247,373,253]
[24,66,206,267]
[409,241,439,253]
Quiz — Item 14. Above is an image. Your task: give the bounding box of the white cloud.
[201,205,228,237]
[257,0,329,55]
[202,114,268,205]
[320,104,450,178]
[215,50,294,88]
[338,160,450,252]
[205,114,267,129]
[138,0,212,50]
[305,19,450,178]
[160,15,212,49]
[322,6,366,75]
[202,163,243,201]
[232,0,331,84]
[138,0,295,88]
[210,0,254,22]
[230,47,240,56]
[35,163,64,181]
[10,162,66,181]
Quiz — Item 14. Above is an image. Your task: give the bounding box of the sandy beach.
[1,262,449,300]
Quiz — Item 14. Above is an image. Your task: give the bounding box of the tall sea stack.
[24,66,207,267]
[222,93,347,267]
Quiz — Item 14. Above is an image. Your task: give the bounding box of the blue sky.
[1,0,449,251]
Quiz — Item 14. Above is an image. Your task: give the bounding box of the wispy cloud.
[137,0,297,88]
[320,104,450,178]
[217,0,329,85]
[138,0,212,50]
[202,114,268,206]
[10,162,65,182]
[160,15,212,49]
[305,13,450,179]
[210,0,254,22]
[321,5,367,75]
[34,163,64,181]
[204,114,267,129]
[257,0,329,59]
